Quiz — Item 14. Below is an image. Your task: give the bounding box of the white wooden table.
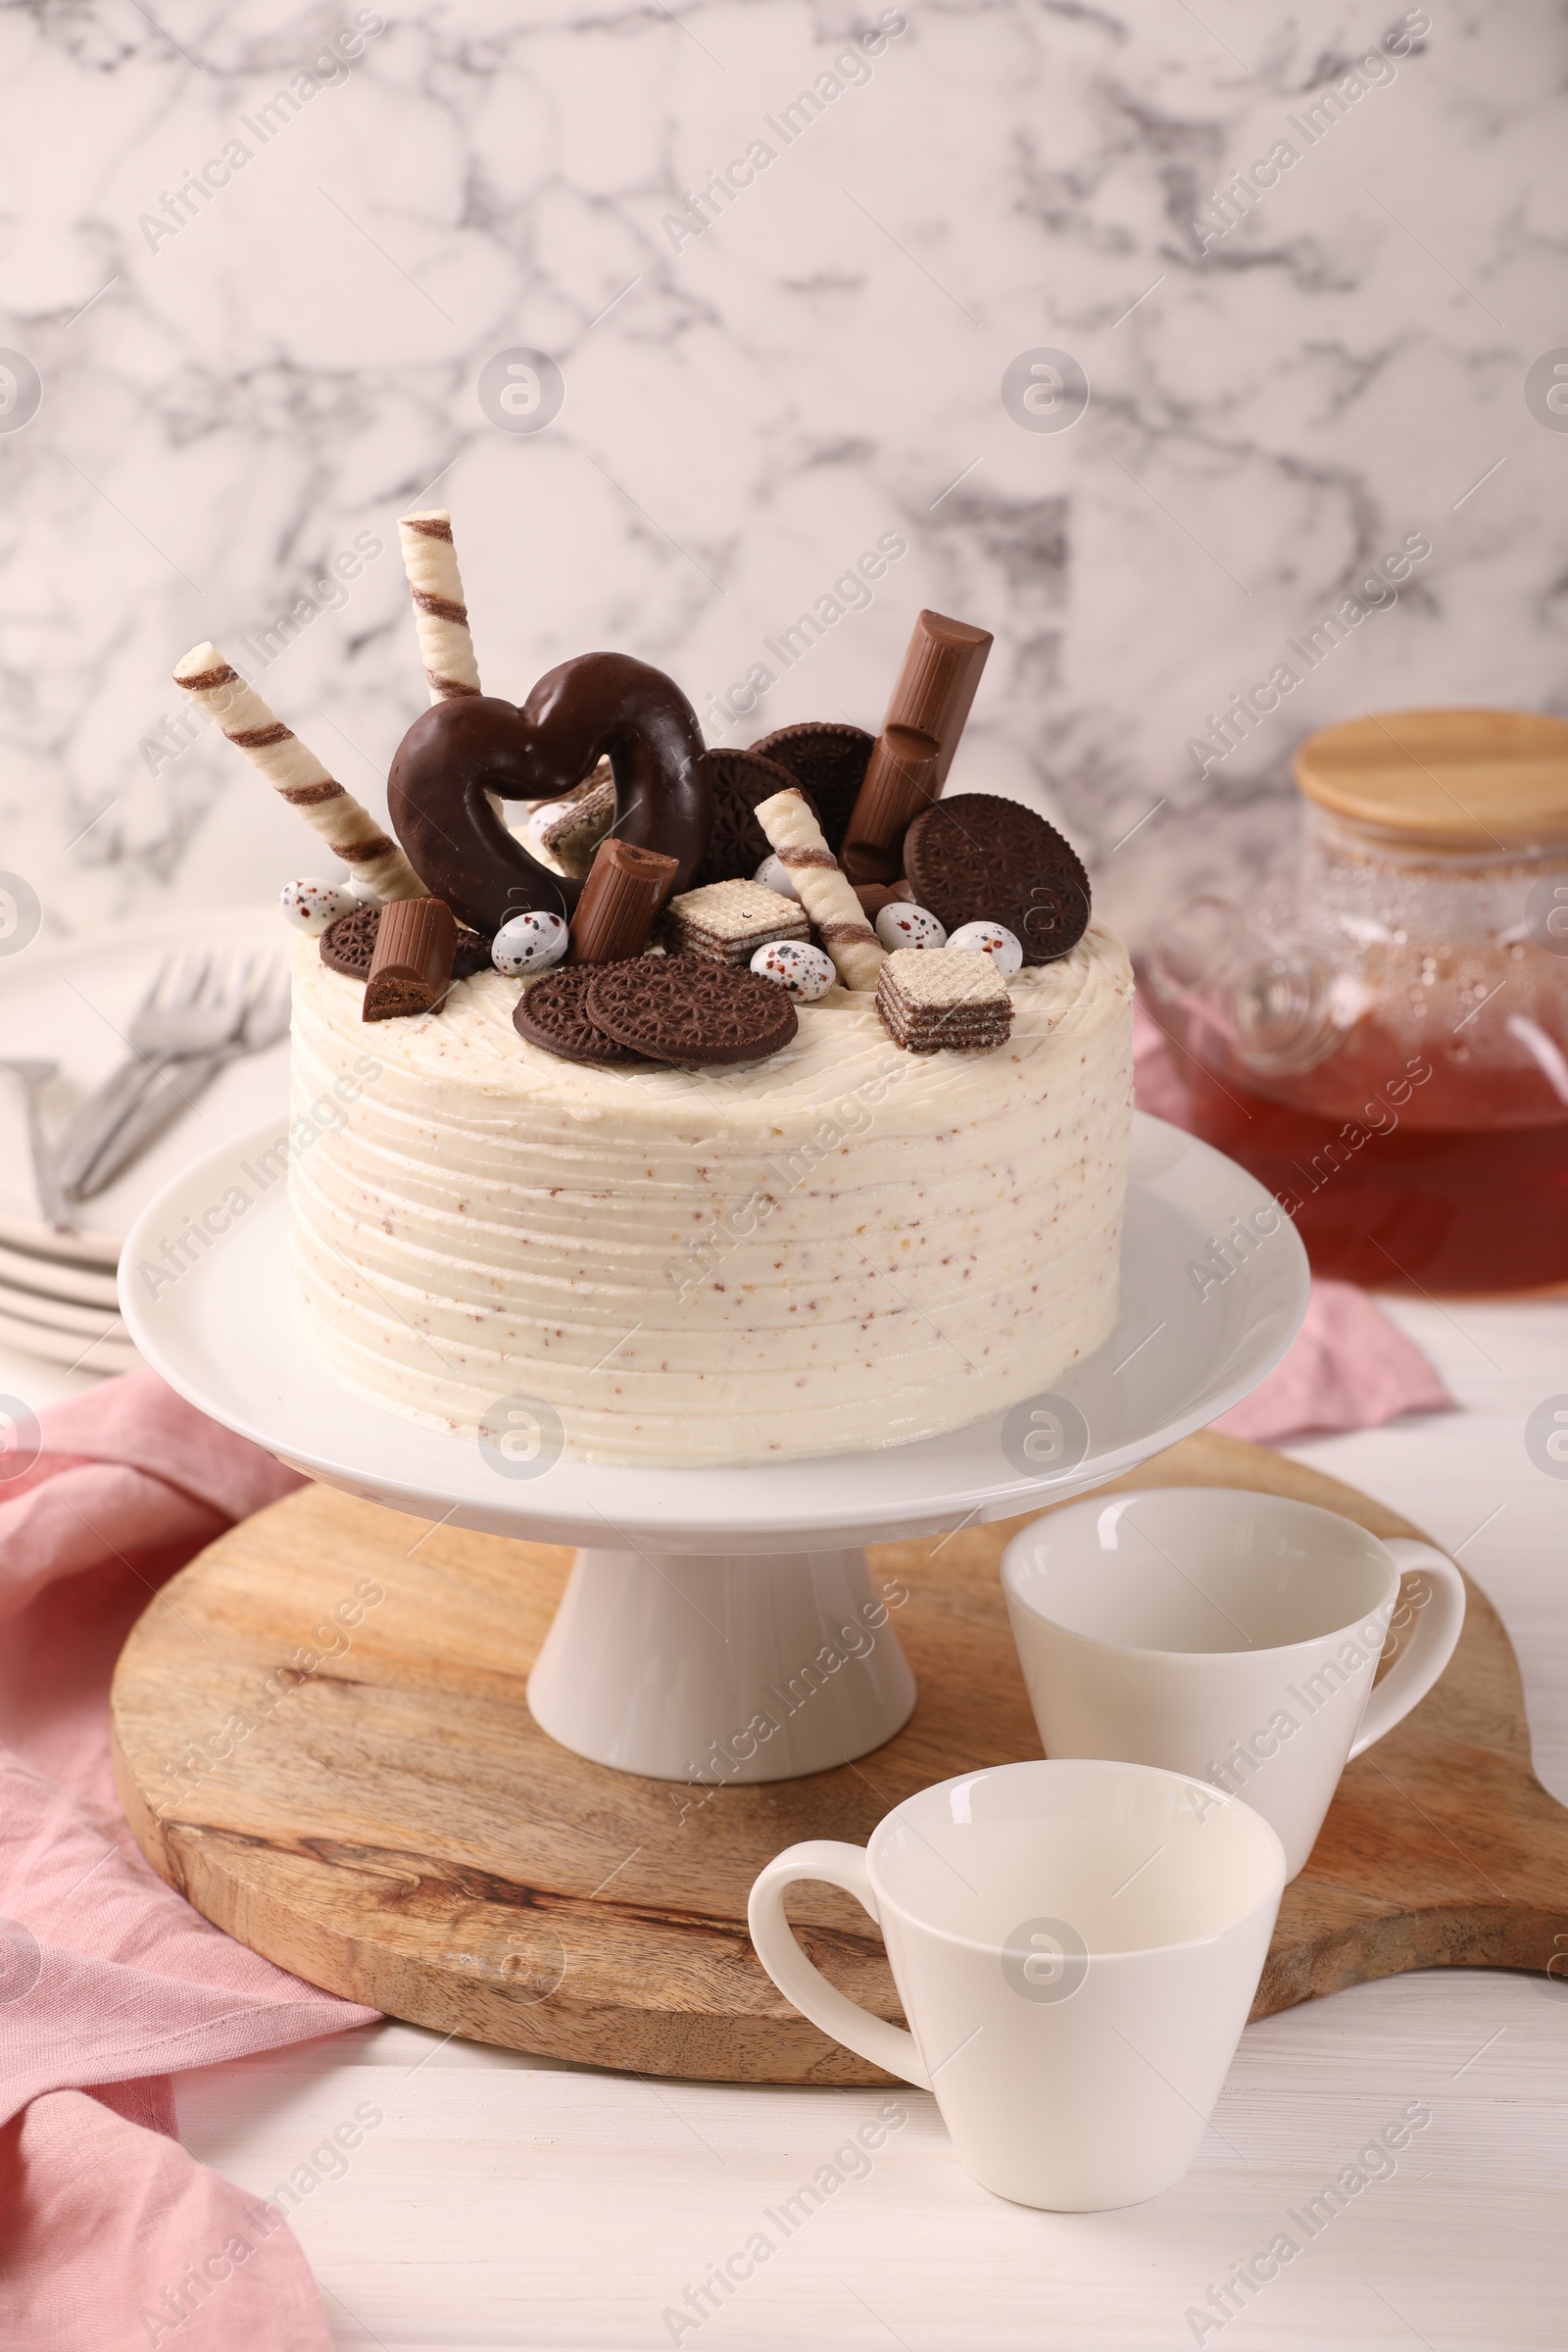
[20,1298,1568,2348]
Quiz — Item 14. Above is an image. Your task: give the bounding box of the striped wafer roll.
[172,643,426,902]
[398,510,481,704]
[754,787,885,991]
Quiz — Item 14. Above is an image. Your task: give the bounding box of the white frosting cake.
[288,919,1134,1465]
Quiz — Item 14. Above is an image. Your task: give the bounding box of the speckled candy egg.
[753,854,801,902]
[874,902,947,953]
[346,875,383,906]
[492,910,570,976]
[947,919,1023,977]
[750,938,835,1002]
[280,879,357,935]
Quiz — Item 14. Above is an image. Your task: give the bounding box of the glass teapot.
[1146,709,1568,1294]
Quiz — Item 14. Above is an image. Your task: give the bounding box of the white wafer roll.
[398,510,481,704]
[754,788,886,991]
[172,644,426,902]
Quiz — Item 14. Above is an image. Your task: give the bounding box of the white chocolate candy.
[750,938,835,1003]
[875,902,948,954]
[753,854,801,903]
[280,879,357,936]
[347,875,382,906]
[948,920,1023,977]
[492,909,569,975]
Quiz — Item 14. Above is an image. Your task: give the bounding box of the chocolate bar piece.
[841,726,940,884]
[568,835,679,964]
[874,946,1013,1054]
[854,880,914,919]
[662,879,809,964]
[363,896,458,1021]
[842,611,994,883]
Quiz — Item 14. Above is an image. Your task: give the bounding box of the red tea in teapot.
[1150,710,1568,1295]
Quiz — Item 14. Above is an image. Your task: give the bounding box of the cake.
[287,916,1133,1464]
[173,536,1135,1468]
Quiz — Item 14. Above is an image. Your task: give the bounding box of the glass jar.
[1147,709,1568,1294]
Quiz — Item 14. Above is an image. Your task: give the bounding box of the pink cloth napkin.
[0,1371,378,2351]
[1132,1001,1453,1442]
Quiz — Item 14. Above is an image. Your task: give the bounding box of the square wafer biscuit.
[662,879,809,964]
[539,768,615,877]
[875,946,1013,1053]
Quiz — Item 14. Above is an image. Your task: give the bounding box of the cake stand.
[119,1111,1308,1784]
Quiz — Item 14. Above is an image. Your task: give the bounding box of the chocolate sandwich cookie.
[513,963,649,1066]
[321,903,491,981]
[749,722,873,856]
[691,748,810,888]
[902,795,1091,967]
[585,956,798,1067]
[319,904,382,977]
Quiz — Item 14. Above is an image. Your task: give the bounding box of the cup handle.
[747,1839,931,2089]
[1348,1540,1467,1760]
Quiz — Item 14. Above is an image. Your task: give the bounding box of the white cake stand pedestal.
[527,1543,917,1780]
[120,1113,1308,1784]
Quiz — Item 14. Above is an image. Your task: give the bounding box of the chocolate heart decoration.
[387,653,713,938]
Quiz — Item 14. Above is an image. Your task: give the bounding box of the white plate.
[0,1278,130,1341]
[121,1112,1309,1554]
[0,908,290,1266]
[0,1236,122,1309]
[0,1297,139,1374]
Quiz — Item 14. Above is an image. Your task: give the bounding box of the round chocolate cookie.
[514,963,649,1066]
[750,721,873,857]
[319,904,381,977]
[691,748,811,889]
[903,794,1091,966]
[585,956,798,1066]
[321,902,492,982]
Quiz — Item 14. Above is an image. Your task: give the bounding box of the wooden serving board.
[111,1433,1568,2083]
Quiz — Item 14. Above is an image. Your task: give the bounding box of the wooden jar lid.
[1294,708,1568,849]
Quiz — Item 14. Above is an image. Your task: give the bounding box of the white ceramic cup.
[747,1757,1285,2210]
[1002,1488,1466,1881]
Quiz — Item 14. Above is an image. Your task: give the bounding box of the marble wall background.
[1,0,1565,954]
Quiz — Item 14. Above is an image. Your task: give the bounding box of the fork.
[55,951,263,1197]
[0,1059,72,1231]
[65,960,291,1202]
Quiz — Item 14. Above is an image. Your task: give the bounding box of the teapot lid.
[1294,707,1568,849]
